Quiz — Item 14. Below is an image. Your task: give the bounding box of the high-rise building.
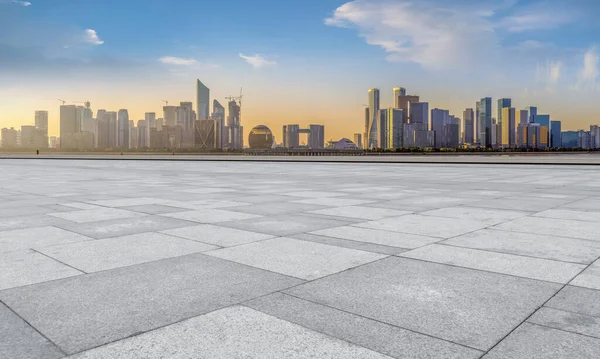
[156,118,164,131]
[284,124,300,148]
[501,107,516,148]
[196,79,210,121]
[364,107,369,149]
[367,88,380,149]
[591,125,600,149]
[195,120,217,148]
[527,106,538,123]
[551,121,562,148]
[309,125,325,149]
[129,120,138,149]
[178,102,193,130]
[60,105,79,141]
[516,109,529,126]
[497,98,511,145]
[431,108,449,148]
[533,114,550,145]
[463,108,475,144]
[397,94,420,123]
[145,112,156,129]
[212,100,226,149]
[410,102,431,148]
[353,133,362,149]
[227,99,243,149]
[393,87,406,108]
[137,119,149,148]
[387,108,403,149]
[34,110,49,148]
[1,128,18,148]
[478,97,492,147]
[118,109,130,148]
[163,106,178,127]
[377,109,388,148]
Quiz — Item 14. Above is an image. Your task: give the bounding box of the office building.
[363,107,369,149]
[517,124,528,148]
[309,125,325,149]
[551,121,562,148]
[163,106,178,127]
[478,97,492,147]
[212,100,226,149]
[591,125,600,148]
[60,105,79,141]
[393,87,406,108]
[397,94,420,123]
[367,88,380,148]
[527,106,538,123]
[387,108,403,149]
[195,119,217,148]
[533,114,550,145]
[501,107,516,148]
[561,131,578,148]
[227,99,243,149]
[118,109,130,148]
[1,128,18,148]
[516,109,528,127]
[497,98,511,145]
[178,102,193,130]
[463,108,474,144]
[145,112,156,129]
[377,109,388,148]
[196,79,210,121]
[137,120,149,148]
[353,133,362,149]
[431,108,449,148]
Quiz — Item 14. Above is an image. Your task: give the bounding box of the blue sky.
[1,0,599,138]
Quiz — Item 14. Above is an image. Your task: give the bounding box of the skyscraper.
[309,125,325,149]
[163,106,178,127]
[179,102,193,130]
[60,105,79,141]
[363,107,369,149]
[367,88,380,149]
[516,109,529,126]
[227,99,243,149]
[145,112,156,129]
[397,94,420,123]
[196,79,210,121]
[393,87,406,108]
[387,108,403,149]
[501,107,516,148]
[431,108,450,148]
[527,106,538,124]
[212,100,226,149]
[377,109,388,148]
[478,97,492,147]
[551,121,562,148]
[118,109,130,148]
[497,98,511,146]
[353,133,362,149]
[463,108,474,144]
[35,110,49,148]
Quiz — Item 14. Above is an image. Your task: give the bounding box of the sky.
[1,0,599,141]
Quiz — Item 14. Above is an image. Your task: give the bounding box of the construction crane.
[58,99,66,105]
[72,101,91,108]
[162,100,169,106]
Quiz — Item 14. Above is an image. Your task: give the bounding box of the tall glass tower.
[478,97,492,147]
[368,88,380,149]
[196,79,210,121]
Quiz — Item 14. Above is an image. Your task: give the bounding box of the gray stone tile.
[363,201,431,213]
[355,214,489,239]
[308,206,411,220]
[54,216,197,239]
[528,307,600,339]
[0,226,92,253]
[0,215,69,232]
[0,302,64,359]
[206,237,386,280]
[228,201,327,216]
[311,225,440,249]
[233,194,294,204]
[483,323,600,359]
[546,286,600,318]
[68,306,390,359]
[162,199,250,210]
[38,232,217,272]
[246,292,483,359]
[0,250,82,290]
[533,208,600,223]
[470,196,569,212]
[0,253,302,354]
[291,197,377,207]
[160,209,262,223]
[421,206,529,225]
[282,190,349,198]
[401,244,585,283]
[219,214,351,236]
[0,206,54,219]
[285,257,560,350]
[290,233,408,255]
[493,217,599,241]
[393,196,476,209]
[571,260,600,290]
[48,208,146,223]
[444,229,600,264]
[89,197,171,207]
[161,224,274,247]
[120,204,189,215]
[561,198,600,211]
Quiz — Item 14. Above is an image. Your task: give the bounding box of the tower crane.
[58,99,66,105]
[162,100,169,106]
[72,101,91,108]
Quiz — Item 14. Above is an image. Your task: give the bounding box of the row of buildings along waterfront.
[1,80,244,151]
[354,86,598,150]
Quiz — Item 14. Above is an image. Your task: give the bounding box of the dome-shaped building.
[248,125,274,149]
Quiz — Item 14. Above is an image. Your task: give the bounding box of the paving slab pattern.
[1,159,600,358]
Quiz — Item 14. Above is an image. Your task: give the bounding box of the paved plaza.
[1,158,600,358]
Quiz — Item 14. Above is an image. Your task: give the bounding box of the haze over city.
[1,0,599,141]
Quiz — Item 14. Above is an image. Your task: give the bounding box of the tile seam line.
[30,248,88,274]
[3,156,600,166]
[0,298,68,357]
[543,304,600,320]
[479,248,600,357]
[524,321,600,341]
[272,292,485,354]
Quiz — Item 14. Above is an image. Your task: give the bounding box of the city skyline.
[1,0,600,141]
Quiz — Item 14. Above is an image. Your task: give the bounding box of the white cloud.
[573,47,599,91]
[325,0,579,70]
[84,29,104,45]
[535,60,562,93]
[13,0,31,6]
[158,56,199,66]
[239,53,277,68]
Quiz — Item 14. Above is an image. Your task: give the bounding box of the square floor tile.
[0,215,68,232]
[54,216,197,239]
[120,204,189,215]
[38,232,218,272]
[285,257,560,350]
[291,198,377,207]
[546,286,600,318]
[533,208,600,223]
[89,197,171,207]
[160,209,262,224]
[311,226,440,249]
[0,226,92,253]
[571,260,600,290]
[355,214,489,239]
[246,292,483,359]
[493,217,599,241]
[561,198,600,211]
[219,214,351,237]
[528,307,600,339]
[282,191,348,198]
[206,237,386,280]
[68,306,390,359]
[0,303,64,359]
[161,224,274,247]
[444,229,600,264]
[228,202,327,216]
[0,254,302,354]
[290,233,408,255]
[421,206,528,225]
[483,323,600,359]
[0,250,82,290]
[401,244,585,283]
[469,196,570,212]
[48,208,146,223]
[308,206,411,221]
